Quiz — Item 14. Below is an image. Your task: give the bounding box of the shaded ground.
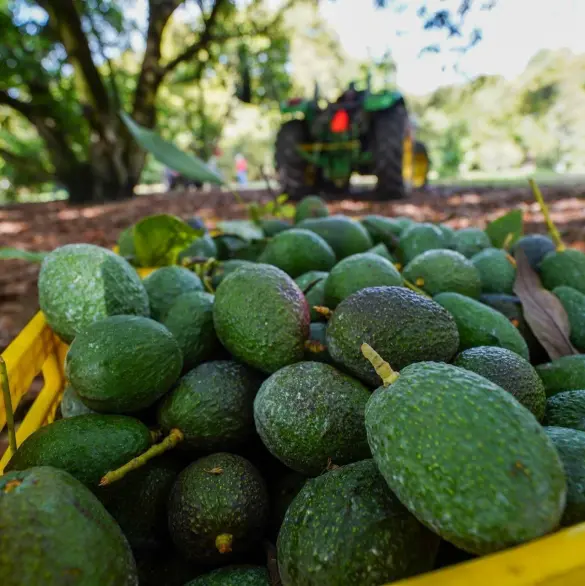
[1,182,585,352]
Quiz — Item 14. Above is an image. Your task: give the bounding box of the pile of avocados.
[5,194,585,586]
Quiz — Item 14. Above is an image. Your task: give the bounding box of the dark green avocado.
[184,566,270,586]
[543,390,585,431]
[536,355,585,397]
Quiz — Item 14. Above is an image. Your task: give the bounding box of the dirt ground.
[1,183,585,352]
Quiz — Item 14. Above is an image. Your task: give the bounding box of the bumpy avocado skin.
[434,292,529,360]
[260,218,292,237]
[99,455,183,551]
[553,286,585,351]
[295,270,329,321]
[366,362,566,555]
[143,266,204,321]
[0,467,138,586]
[258,228,336,278]
[544,426,585,527]
[185,566,270,586]
[60,384,97,418]
[453,346,546,420]
[254,361,371,475]
[158,360,263,452]
[326,286,459,386]
[162,291,221,370]
[297,215,373,259]
[402,249,481,298]
[511,234,556,270]
[541,249,585,294]
[38,243,149,343]
[213,264,310,373]
[398,223,447,264]
[471,248,516,294]
[5,414,152,490]
[65,315,183,413]
[294,195,329,223]
[211,260,255,289]
[168,453,269,564]
[544,390,585,432]
[324,252,402,308]
[277,460,440,586]
[537,355,585,396]
[452,228,491,258]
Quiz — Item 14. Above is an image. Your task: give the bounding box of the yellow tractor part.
[413,140,430,188]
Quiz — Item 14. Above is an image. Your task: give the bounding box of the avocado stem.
[360,343,399,386]
[502,232,515,251]
[99,428,184,486]
[0,357,17,456]
[313,306,333,320]
[402,279,430,298]
[528,178,566,252]
[215,533,233,554]
[304,340,327,353]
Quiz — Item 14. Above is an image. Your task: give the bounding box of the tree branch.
[0,147,54,184]
[163,0,229,74]
[39,0,111,113]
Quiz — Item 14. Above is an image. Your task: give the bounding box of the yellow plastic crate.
[2,272,585,585]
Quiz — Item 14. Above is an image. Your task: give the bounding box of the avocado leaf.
[216,220,264,241]
[486,209,523,249]
[120,112,224,185]
[132,214,204,267]
[0,248,49,262]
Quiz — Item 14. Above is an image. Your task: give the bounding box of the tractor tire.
[275,120,312,200]
[372,103,409,200]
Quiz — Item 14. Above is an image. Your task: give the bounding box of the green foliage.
[132,215,204,268]
[485,210,524,249]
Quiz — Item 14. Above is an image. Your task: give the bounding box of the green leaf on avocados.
[133,214,203,267]
[120,112,224,185]
[0,248,49,262]
[486,209,523,249]
[216,220,264,241]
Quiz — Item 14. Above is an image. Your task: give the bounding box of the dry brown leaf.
[513,248,578,360]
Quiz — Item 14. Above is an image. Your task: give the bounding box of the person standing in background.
[235,153,248,186]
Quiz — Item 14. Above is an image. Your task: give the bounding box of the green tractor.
[274,76,428,200]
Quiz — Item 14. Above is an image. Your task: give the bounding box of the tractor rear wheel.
[275,120,312,200]
[371,103,409,200]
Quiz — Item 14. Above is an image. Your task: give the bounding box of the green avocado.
[511,234,556,271]
[326,286,459,386]
[359,215,403,249]
[178,234,218,262]
[38,243,149,343]
[402,249,481,298]
[543,390,585,432]
[60,384,97,418]
[168,453,269,564]
[296,215,374,259]
[254,361,371,475]
[434,292,530,360]
[99,455,183,551]
[437,224,456,248]
[452,227,491,258]
[543,426,585,527]
[143,266,204,321]
[323,252,403,308]
[398,223,447,264]
[294,270,328,321]
[184,566,270,586]
[366,361,566,554]
[553,286,585,351]
[260,218,292,237]
[471,248,516,294]
[258,228,336,278]
[158,360,263,452]
[536,355,585,396]
[162,291,221,371]
[294,195,329,223]
[277,460,439,586]
[0,467,138,586]
[6,414,152,489]
[368,242,396,262]
[65,315,183,413]
[211,260,255,289]
[453,346,546,420]
[213,264,309,373]
[540,248,585,294]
